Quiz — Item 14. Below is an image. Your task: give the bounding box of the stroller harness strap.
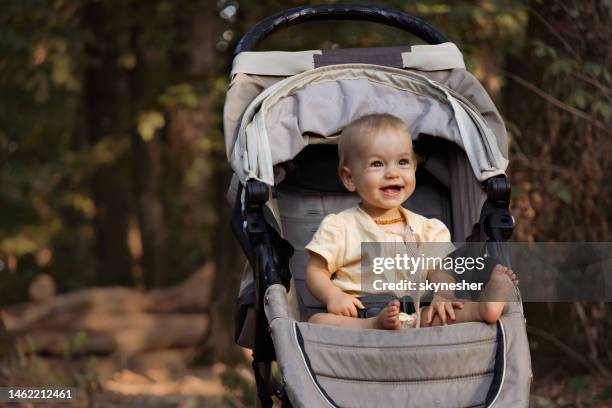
[355,294,417,319]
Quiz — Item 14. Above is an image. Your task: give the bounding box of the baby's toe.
[492,264,505,274]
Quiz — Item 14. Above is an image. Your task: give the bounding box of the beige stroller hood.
[225,47,510,241]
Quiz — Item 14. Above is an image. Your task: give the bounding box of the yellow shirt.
[305,205,453,296]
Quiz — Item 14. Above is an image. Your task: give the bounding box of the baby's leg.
[422,265,518,326]
[309,300,401,330]
[479,265,518,322]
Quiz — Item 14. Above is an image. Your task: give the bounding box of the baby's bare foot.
[480,265,517,323]
[502,266,519,287]
[487,265,518,294]
[375,299,401,330]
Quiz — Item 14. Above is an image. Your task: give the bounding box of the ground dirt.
[1,352,611,407]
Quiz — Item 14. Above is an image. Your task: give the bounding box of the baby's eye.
[369,160,384,168]
[399,158,411,166]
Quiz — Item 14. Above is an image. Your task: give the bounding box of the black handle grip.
[234,4,449,55]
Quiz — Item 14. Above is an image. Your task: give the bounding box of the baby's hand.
[425,296,464,325]
[326,292,365,317]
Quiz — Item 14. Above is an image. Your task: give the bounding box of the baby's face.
[341,127,416,212]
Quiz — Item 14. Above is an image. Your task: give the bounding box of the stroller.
[224,5,532,407]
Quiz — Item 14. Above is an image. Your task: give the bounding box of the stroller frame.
[228,5,524,407]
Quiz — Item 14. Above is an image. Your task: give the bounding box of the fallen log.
[2,288,154,333]
[3,263,213,333]
[17,314,209,354]
[149,263,214,312]
[2,262,214,355]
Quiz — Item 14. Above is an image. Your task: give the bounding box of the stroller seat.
[276,145,453,319]
[262,147,529,408]
[265,282,522,407]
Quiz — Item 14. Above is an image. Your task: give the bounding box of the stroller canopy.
[224,43,508,188]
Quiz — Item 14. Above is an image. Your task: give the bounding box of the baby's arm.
[306,252,364,317]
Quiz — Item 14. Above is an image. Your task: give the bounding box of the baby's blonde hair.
[338,113,414,170]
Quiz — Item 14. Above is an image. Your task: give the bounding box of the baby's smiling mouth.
[380,185,403,195]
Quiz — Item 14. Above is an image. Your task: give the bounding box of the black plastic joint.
[243,181,269,240]
[484,176,511,207]
[245,213,266,238]
[245,180,269,211]
[484,211,514,241]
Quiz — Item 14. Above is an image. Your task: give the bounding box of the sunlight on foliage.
[414,4,451,14]
[117,53,137,69]
[61,193,95,218]
[138,111,166,141]
[159,84,199,109]
[91,138,127,163]
[0,234,39,256]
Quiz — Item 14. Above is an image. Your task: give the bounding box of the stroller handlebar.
[233,4,449,55]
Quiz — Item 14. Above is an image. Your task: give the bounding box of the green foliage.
[137,111,166,141]
[159,84,199,110]
[546,176,572,206]
[0,0,230,298]
[596,385,612,401]
[221,368,256,407]
[62,331,89,358]
[4,332,99,405]
[567,376,590,395]
[531,36,611,122]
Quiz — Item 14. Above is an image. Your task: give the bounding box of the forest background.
[0,0,611,406]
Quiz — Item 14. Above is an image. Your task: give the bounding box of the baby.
[305,113,518,330]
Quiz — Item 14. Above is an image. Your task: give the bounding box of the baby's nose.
[385,167,399,177]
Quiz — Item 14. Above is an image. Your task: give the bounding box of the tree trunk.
[0,313,17,364]
[207,164,246,364]
[128,2,167,289]
[189,2,247,364]
[82,0,133,286]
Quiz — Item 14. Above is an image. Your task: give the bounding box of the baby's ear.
[339,166,356,192]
